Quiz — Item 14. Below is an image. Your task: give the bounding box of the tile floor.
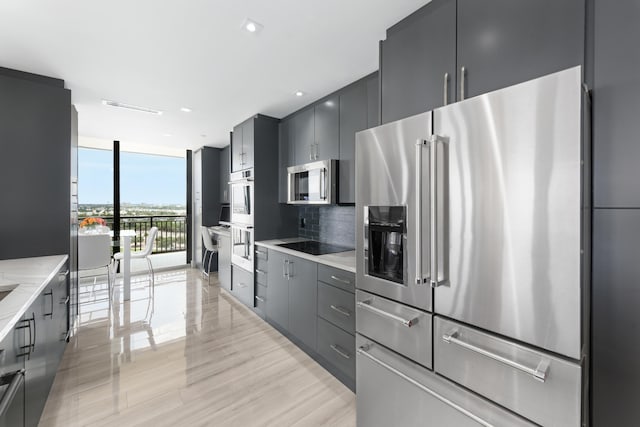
[39,268,356,427]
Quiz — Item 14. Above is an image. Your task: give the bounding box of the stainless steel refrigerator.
[355,66,588,426]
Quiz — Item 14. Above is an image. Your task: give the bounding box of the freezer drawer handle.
[356,299,419,327]
[329,304,351,317]
[0,369,25,418]
[442,330,550,382]
[357,345,493,427]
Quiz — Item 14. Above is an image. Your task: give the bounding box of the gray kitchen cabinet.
[231,266,253,307]
[278,119,292,203]
[339,82,367,204]
[219,145,230,204]
[380,0,456,124]
[231,124,243,172]
[313,95,339,161]
[217,234,231,291]
[0,317,25,427]
[287,255,318,351]
[242,118,254,170]
[593,0,640,207]
[366,73,379,128]
[293,108,315,165]
[266,249,289,330]
[456,0,584,101]
[592,209,640,424]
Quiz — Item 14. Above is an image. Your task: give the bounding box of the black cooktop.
[277,241,353,256]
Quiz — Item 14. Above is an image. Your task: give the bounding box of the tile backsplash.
[297,205,355,248]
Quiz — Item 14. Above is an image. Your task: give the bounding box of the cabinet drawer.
[255,266,268,287]
[231,266,254,307]
[255,247,268,262]
[255,257,268,274]
[318,264,355,293]
[318,282,354,334]
[356,290,432,369]
[317,318,355,381]
[254,284,267,318]
[434,317,582,427]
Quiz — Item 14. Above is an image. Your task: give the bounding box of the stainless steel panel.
[433,67,583,358]
[434,317,582,427]
[355,290,431,368]
[356,111,432,311]
[318,282,355,334]
[318,264,355,293]
[356,334,535,427]
[317,317,355,380]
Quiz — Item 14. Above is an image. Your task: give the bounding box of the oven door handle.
[228,178,254,185]
[231,224,254,231]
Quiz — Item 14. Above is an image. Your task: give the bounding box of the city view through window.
[79,148,186,255]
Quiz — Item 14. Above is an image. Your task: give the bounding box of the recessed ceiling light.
[102,99,162,115]
[180,107,192,113]
[295,91,305,97]
[242,18,263,34]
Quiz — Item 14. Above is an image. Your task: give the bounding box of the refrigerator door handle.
[429,134,447,288]
[415,139,427,285]
[443,329,550,382]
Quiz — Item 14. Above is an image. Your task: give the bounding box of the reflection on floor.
[39,269,356,426]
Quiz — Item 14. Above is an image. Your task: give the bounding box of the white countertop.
[208,225,230,237]
[256,238,356,273]
[0,255,68,343]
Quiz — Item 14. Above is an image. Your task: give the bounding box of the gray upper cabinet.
[231,125,243,172]
[339,82,367,204]
[366,73,379,128]
[380,0,456,124]
[293,108,315,165]
[456,0,584,100]
[314,95,339,161]
[219,145,230,203]
[593,0,640,207]
[242,118,254,170]
[278,120,292,203]
[287,255,318,350]
[266,249,289,330]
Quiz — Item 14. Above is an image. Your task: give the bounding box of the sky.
[78,148,186,205]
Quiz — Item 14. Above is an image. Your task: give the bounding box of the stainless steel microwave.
[287,160,337,204]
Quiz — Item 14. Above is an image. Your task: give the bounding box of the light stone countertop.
[208,225,231,238]
[0,255,68,343]
[256,238,356,273]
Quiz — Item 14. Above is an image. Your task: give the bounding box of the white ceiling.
[0,0,430,152]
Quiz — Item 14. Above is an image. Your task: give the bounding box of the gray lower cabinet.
[287,255,317,350]
[217,234,231,291]
[266,249,289,330]
[24,283,50,427]
[0,319,25,427]
[231,266,253,307]
[316,318,355,381]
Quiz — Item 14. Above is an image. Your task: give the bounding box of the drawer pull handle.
[329,304,351,317]
[330,344,351,360]
[255,268,267,275]
[356,299,418,327]
[255,250,267,259]
[0,369,25,418]
[443,329,549,382]
[357,344,493,427]
[330,275,351,285]
[255,295,265,303]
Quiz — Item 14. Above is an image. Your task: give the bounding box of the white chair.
[201,226,218,278]
[114,227,159,286]
[78,233,113,301]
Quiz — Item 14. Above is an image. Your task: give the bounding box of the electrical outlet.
[300,217,306,228]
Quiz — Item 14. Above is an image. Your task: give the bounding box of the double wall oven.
[230,169,254,272]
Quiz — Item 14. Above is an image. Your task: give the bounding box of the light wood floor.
[39,268,356,427]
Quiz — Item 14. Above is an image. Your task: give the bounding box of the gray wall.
[298,206,355,249]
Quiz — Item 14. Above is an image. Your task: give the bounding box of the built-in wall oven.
[230,169,253,225]
[287,160,336,204]
[231,223,254,272]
